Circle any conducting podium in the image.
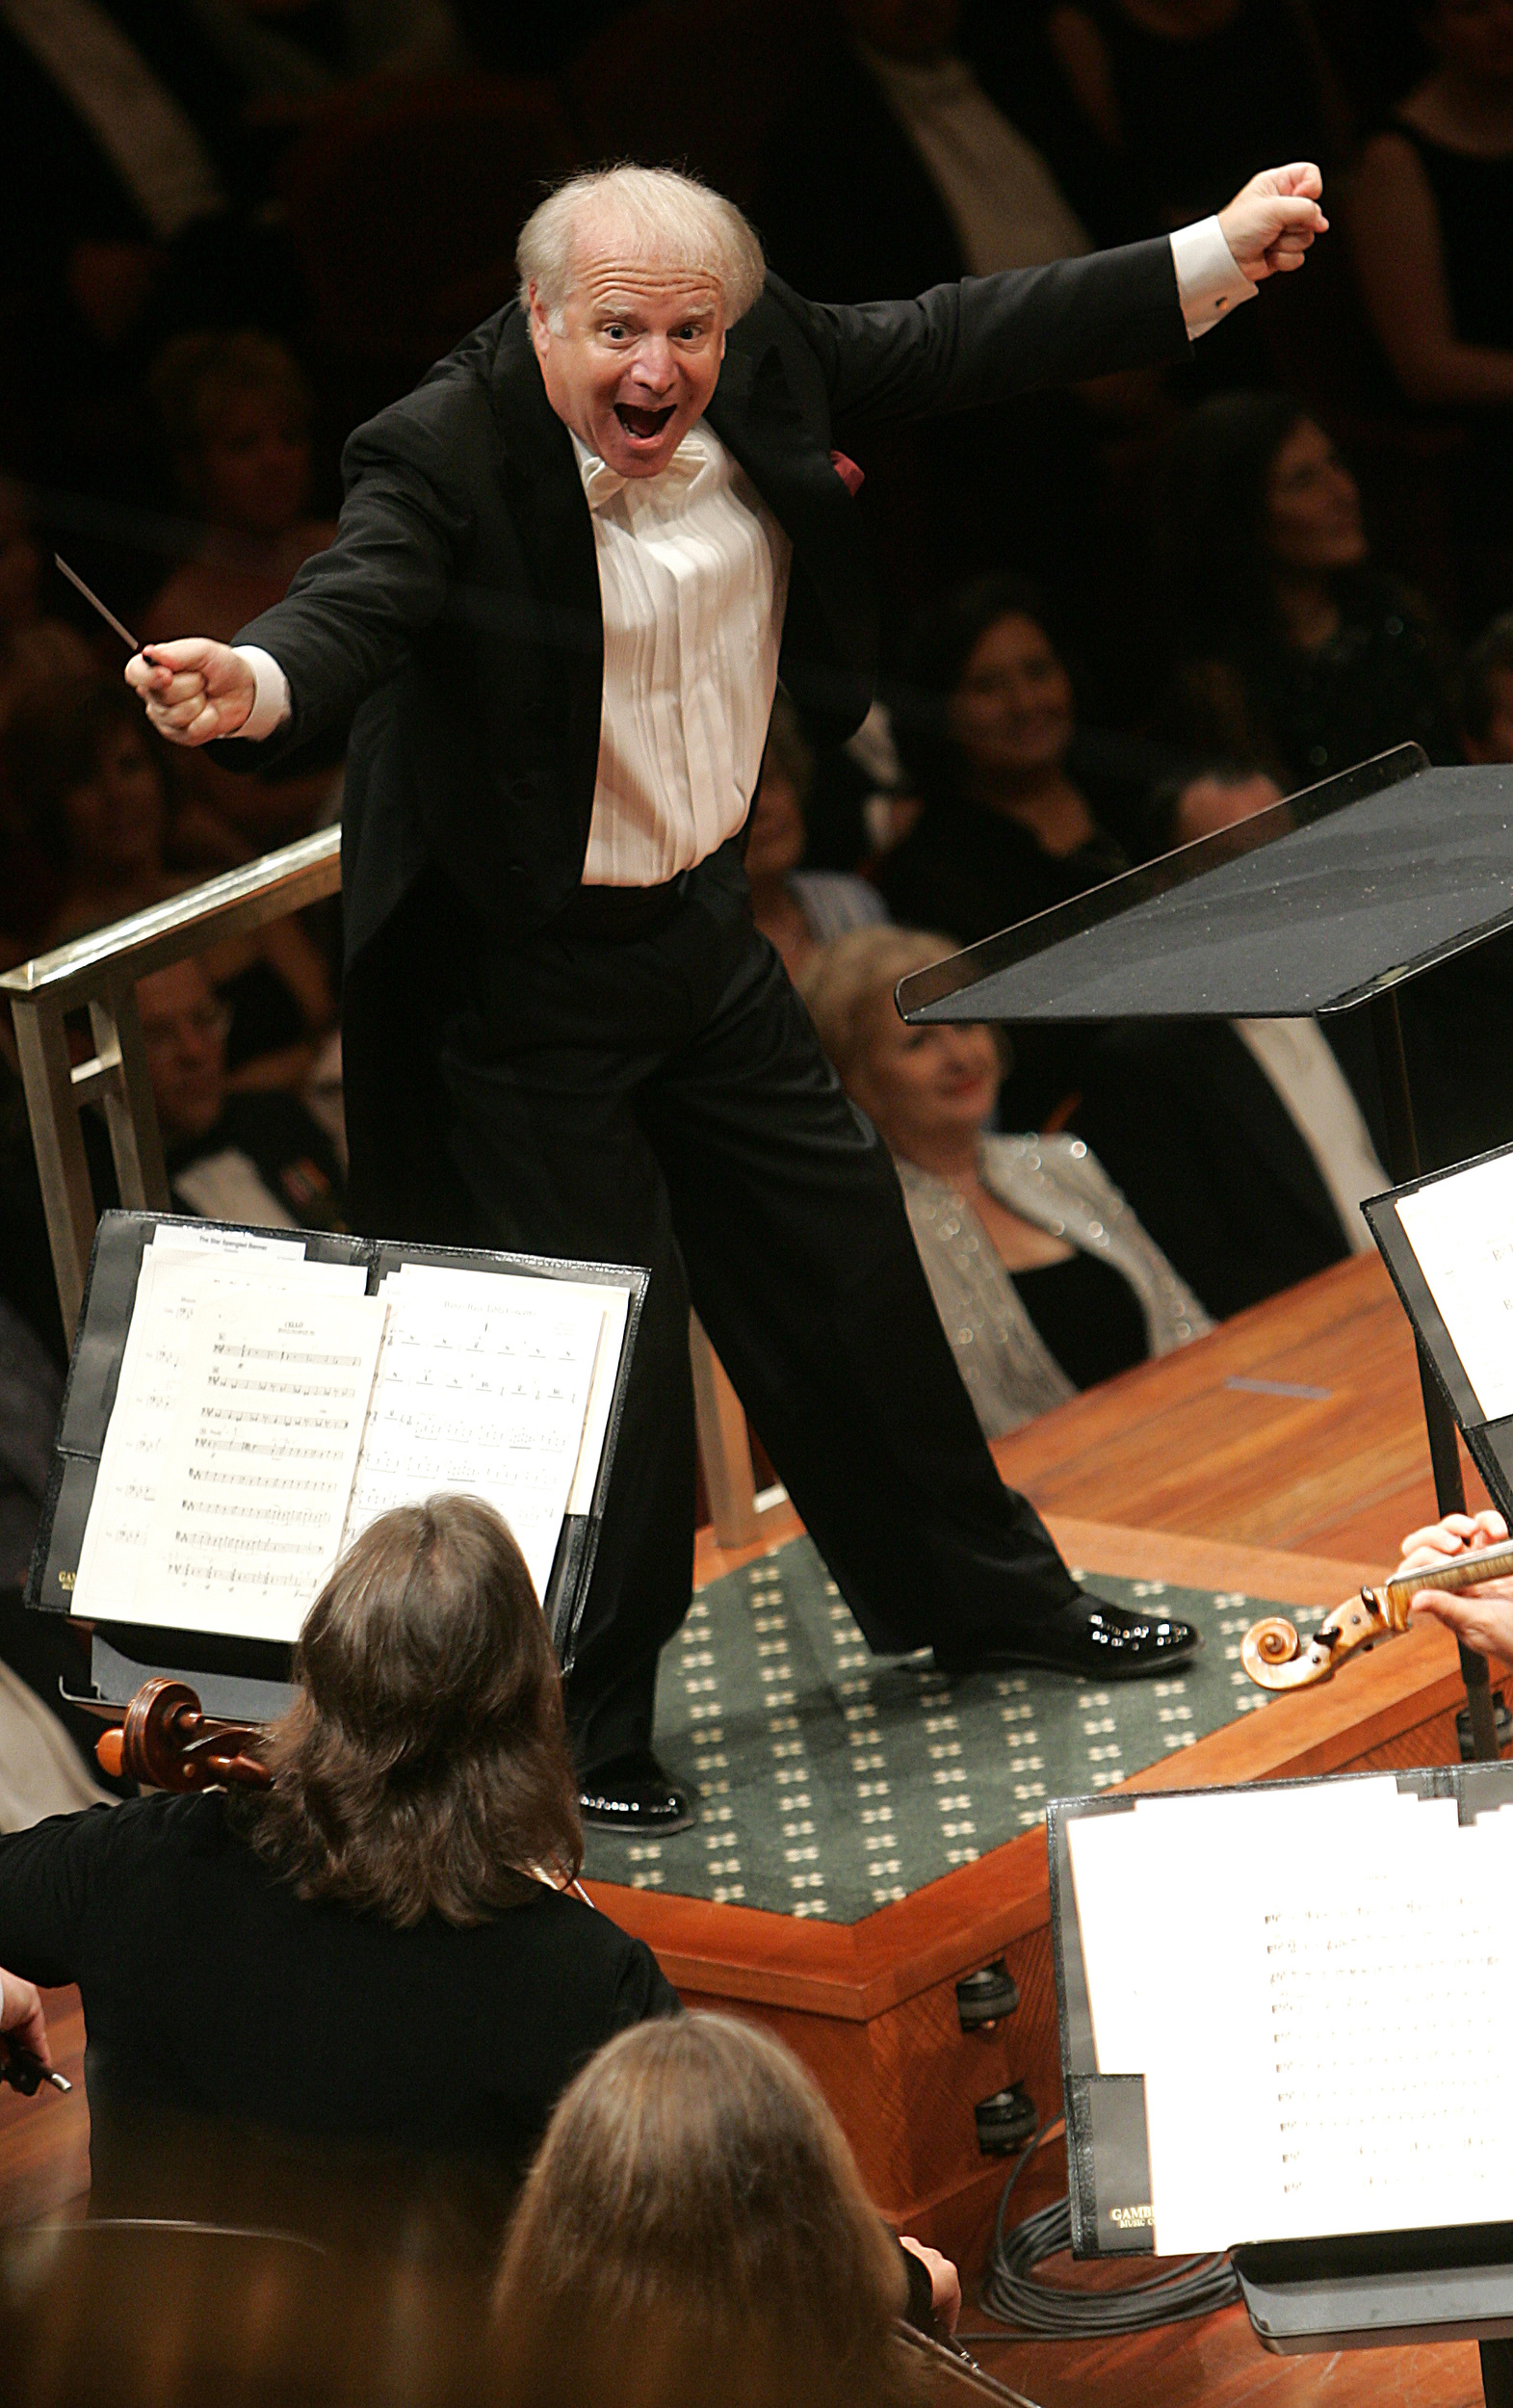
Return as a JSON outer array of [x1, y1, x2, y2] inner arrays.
[[25, 1208, 645, 1720], [899, 743, 1513, 1755]]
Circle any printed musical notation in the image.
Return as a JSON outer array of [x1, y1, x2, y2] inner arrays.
[[73, 1231, 633, 1643], [1067, 1783, 1513, 2252], [340, 1266, 620, 1603], [133, 1289, 386, 1639]]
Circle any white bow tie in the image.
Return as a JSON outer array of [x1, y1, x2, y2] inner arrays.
[[576, 427, 711, 510]]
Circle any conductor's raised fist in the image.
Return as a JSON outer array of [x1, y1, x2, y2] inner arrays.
[[125, 639, 255, 745], [1217, 164, 1328, 284]]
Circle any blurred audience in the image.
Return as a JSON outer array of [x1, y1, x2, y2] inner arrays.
[[800, 926, 1209, 1436], [2, 675, 334, 1076], [880, 577, 1135, 940], [878, 577, 1139, 1121], [1152, 757, 1285, 850], [138, 956, 346, 1227], [0, 1495, 679, 2251], [1462, 609, 1513, 760], [754, 1, 1124, 628], [1158, 393, 1461, 786], [746, 695, 887, 981], [143, 329, 343, 862], [491, 2011, 953, 2408], [1047, 0, 1343, 233], [0, 484, 94, 739], [1350, 0, 1513, 616]]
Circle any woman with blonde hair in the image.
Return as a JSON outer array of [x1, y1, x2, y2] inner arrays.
[[492, 2012, 950, 2408], [0, 1495, 676, 2243], [799, 925, 1209, 1441]]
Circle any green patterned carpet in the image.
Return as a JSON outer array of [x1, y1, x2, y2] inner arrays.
[[581, 1537, 1318, 1922]]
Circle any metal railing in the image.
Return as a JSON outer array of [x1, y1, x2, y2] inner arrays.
[[1, 832, 777, 1548]]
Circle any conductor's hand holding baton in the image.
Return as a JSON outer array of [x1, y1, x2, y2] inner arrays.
[[125, 639, 255, 745]]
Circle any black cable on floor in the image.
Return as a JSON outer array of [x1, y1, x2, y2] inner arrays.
[[957, 2122, 1239, 2344]]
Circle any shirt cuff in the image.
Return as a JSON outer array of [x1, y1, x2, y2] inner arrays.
[[232, 645, 292, 740], [1169, 217, 1256, 342]]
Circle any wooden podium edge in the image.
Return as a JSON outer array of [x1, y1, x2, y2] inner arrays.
[[585, 1520, 1479, 2022]]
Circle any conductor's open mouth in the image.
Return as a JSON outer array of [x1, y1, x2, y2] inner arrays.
[[615, 404, 676, 440]]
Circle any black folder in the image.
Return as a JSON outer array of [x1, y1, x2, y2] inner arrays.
[[26, 1209, 646, 1715]]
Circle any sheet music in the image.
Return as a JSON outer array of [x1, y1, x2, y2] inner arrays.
[[1396, 1153, 1513, 1418], [340, 1268, 618, 1602], [130, 1288, 386, 1640], [71, 1237, 368, 1621], [1068, 1784, 1513, 2252]]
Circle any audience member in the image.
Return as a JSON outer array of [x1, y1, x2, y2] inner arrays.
[[1047, 0, 1342, 235], [1350, 0, 1513, 616], [1151, 757, 1285, 850], [800, 926, 1209, 1436], [880, 576, 1135, 939], [143, 330, 342, 862], [745, 695, 886, 981], [0, 484, 94, 739], [1461, 609, 1513, 762], [878, 577, 1138, 1121], [3, 676, 335, 1078], [1158, 393, 1461, 787], [0, 1495, 680, 2248], [137, 955, 347, 1227], [491, 2011, 953, 2408], [753, 1, 1125, 621]]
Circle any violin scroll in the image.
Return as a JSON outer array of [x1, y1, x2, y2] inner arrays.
[[1241, 1535, 1513, 1695], [94, 1677, 271, 1792]]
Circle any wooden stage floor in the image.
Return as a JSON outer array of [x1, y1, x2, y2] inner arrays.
[[1, 1254, 1501, 2406]]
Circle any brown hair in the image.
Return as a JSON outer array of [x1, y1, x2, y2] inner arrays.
[[490, 2014, 926, 2408], [240, 1495, 582, 1925]]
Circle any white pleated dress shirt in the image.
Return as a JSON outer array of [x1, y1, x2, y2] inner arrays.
[[570, 425, 791, 885], [234, 224, 1255, 884]]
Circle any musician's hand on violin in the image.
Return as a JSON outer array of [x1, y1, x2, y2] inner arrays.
[[1400, 1510, 1513, 1658], [900, 2238, 961, 2335], [0, 1967, 52, 2072], [125, 638, 254, 745]]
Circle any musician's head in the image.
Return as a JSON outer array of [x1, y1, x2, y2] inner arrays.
[[491, 2012, 926, 2408], [519, 167, 764, 482], [243, 1495, 581, 1924]]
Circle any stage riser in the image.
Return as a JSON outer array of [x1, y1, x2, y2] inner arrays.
[[659, 1691, 1471, 2267]]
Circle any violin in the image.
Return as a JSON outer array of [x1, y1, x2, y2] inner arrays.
[[1241, 1537, 1513, 1692], [94, 1678, 271, 1792]]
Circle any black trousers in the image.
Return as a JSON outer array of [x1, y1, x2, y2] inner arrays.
[[344, 846, 1080, 1771]]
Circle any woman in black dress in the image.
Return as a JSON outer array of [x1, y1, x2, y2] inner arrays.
[[1157, 392, 1460, 786], [0, 1495, 677, 2252]]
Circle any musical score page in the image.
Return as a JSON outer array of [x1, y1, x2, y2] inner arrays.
[[1396, 1152, 1513, 1418], [1067, 1785, 1513, 2251], [131, 1288, 385, 1639], [340, 1266, 618, 1602], [70, 1232, 368, 1622]]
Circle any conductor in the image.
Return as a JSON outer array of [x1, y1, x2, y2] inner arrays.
[[127, 162, 1328, 1833]]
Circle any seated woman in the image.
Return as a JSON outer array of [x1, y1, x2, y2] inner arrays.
[[1157, 394, 1461, 789], [1349, 1, 1513, 616], [798, 926, 1208, 1440], [0, 1495, 677, 2250], [491, 2011, 955, 2408]]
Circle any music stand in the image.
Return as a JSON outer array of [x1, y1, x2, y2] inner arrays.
[[898, 743, 1513, 1759]]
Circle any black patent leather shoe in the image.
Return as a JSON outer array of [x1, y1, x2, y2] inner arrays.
[[934, 1592, 1200, 1682], [578, 1750, 695, 1834]]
